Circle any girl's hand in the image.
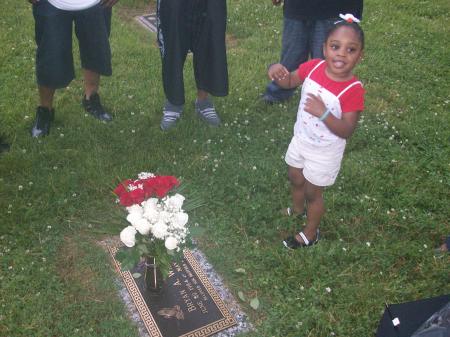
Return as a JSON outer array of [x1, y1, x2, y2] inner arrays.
[[272, 0, 283, 5], [268, 63, 289, 81], [304, 93, 327, 118]]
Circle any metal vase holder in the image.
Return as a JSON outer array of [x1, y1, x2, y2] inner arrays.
[[144, 256, 162, 292]]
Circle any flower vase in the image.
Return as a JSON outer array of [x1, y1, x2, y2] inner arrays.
[[144, 256, 163, 292]]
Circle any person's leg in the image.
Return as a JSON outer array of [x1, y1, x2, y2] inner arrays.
[[157, 0, 190, 129], [197, 90, 208, 101], [83, 69, 100, 99], [38, 86, 56, 110], [36, 84, 56, 132], [157, 0, 190, 106], [280, 18, 311, 71], [263, 18, 310, 103], [76, 4, 113, 121], [295, 181, 324, 243], [31, 2, 73, 136], [81, 68, 112, 121], [288, 166, 306, 215], [76, 4, 112, 80], [103, 6, 112, 37], [191, 0, 227, 126], [33, 2, 75, 90], [80, 6, 111, 98], [192, 0, 228, 99], [282, 177, 323, 249], [32, 86, 56, 137], [309, 18, 335, 59]]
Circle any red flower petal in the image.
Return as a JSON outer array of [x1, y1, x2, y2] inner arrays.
[[129, 188, 145, 205], [113, 179, 133, 197], [119, 193, 134, 207]]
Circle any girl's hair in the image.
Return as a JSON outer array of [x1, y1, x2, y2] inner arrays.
[[326, 21, 365, 49]]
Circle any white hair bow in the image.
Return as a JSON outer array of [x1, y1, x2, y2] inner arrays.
[[339, 13, 361, 23]]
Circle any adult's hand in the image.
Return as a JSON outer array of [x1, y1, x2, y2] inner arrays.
[[272, 0, 283, 6], [101, 0, 119, 8]]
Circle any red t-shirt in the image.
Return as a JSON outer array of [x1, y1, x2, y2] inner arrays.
[[297, 59, 365, 113]]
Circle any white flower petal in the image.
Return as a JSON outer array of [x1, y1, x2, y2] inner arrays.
[[143, 208, 160, 223], [152, 221, 168, 239], [134, 218, 152, 235], [120, 226, 137, 247], [173, 212, 189, 228], [126, 213, 144, 228], [142, 198, 159, 212], [126, 204, 143, 215], [166, 194, 185, 211], [165, 237, 178, 250]]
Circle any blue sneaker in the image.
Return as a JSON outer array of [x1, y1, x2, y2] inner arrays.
[[195, 98, 220, 126], [160, 101, 183, 130], [261, 92, 279, 105], [262, 82, 296, 104]]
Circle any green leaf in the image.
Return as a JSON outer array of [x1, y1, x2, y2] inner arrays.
[[137, 244, 149, 255], [120, 257, 137, 271], [237, 291, 246, 301], [132, 273, 142, 279], [234, 268, 246, 274], [114, 249, 129, 261], [250, 297, 260, 310], [115, 247, 141, 271]]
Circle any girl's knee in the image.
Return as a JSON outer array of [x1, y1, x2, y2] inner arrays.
[[305, 183, 323, 203], [288, 167, 305, 186]]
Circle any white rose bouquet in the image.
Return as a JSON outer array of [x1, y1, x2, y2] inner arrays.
[[113, 172, 201, 278]]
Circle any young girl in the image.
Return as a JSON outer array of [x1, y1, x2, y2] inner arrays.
[[268, 15, 365, 249]]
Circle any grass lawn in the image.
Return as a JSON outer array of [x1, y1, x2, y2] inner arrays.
[[1, 0, 449, 336]]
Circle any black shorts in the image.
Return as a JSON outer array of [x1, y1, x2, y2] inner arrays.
[[157, 0, 228, 105], [33, 1, 112, 89]]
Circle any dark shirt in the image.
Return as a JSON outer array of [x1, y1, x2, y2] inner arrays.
[[284, 0, 363, 21]]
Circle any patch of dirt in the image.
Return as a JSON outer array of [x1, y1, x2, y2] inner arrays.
[[226, 33, 238, 49], [97, 235, 122, 251], [56, 236, 111, 303]]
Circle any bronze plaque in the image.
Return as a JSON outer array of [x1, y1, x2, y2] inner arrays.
[[109, 247, 237, 337]]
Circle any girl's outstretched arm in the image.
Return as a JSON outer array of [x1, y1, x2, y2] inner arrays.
[[304, 93, 360, 139], [268, 64, 302, 89]]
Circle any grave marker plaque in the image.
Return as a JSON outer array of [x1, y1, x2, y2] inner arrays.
[[109, 247, 237, 337]]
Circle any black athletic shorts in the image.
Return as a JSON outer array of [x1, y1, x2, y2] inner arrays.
[[33, 0, 112, 89], [157, 0, 228, 105]]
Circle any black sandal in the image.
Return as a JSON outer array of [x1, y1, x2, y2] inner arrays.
[[284, 207, 306, 218], [283, 230, 320, 249]]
